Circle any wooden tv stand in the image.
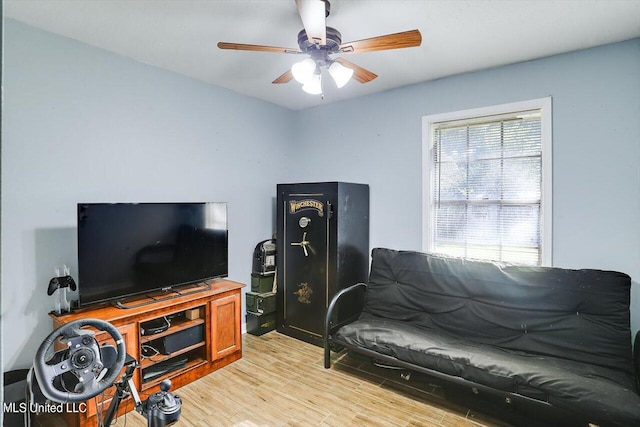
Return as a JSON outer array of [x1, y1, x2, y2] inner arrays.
[[49, 279, 244, 427]]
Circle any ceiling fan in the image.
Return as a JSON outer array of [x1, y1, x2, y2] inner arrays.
[[217, 0, 422, 95]]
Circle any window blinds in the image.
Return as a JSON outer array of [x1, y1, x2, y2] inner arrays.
[[431, 109, 543, 265]]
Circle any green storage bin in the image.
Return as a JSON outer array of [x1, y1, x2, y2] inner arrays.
[[246, 311, 276, 336], [251, 273, 275, 293], [246, 291, 276, 314]]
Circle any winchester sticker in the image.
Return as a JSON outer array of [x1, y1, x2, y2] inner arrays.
[[294, 283, 313, 304], [289, 199, 324, 217]]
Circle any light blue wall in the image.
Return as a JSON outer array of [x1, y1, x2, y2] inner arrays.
[[1, 19, 294, 369], [290, 39, 640, 333], [2, 18, 639, 372]]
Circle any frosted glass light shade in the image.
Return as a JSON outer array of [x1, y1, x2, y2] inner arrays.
[[291, 58, 316, 84], [302, 73, 322, 95], [328, 61, 354, 88]]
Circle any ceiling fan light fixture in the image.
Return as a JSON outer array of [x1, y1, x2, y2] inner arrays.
[[291, 58, 316, 84], [328, 61, 354, 88], [302, 73, 322, 95]]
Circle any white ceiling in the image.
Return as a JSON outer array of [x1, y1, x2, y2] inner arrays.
[[4, 0, 640, 110]]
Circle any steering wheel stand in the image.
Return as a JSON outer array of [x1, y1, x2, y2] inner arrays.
[[29, 318, 181, 427], [101, 356, 181, 427]]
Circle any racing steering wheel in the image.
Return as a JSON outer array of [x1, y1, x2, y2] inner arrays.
[[33, 318, 126, 403]]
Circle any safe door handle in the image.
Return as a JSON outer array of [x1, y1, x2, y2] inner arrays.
[[291, 232, 310, 257]]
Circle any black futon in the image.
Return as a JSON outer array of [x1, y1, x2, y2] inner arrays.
[[324, 248, 640, 426]]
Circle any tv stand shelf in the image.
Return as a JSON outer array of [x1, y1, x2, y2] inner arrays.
[[140, 317, 205, 344], [50, 279, 244, 427]]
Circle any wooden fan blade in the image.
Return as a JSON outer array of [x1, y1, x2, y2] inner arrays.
[[217, 42, 301, 54], [335, 57, 377, 83], [295, 0, 326, 45], [339, 29, 422, 54], [273, 69, 294, 84]]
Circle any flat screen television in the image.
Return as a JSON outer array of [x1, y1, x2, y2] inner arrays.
[[77, 202, 228, 307]]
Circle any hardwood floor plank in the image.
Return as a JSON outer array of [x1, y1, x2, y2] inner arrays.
[[117, 332, 501, 426]]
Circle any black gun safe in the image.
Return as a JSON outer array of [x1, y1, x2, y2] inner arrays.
[[276, 182, 369, 346]]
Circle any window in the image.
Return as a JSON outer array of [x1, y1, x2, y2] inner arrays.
[[422, 98, 552, 266]]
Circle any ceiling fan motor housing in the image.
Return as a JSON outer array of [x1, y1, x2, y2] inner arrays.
[[297, 27, 342, 53]]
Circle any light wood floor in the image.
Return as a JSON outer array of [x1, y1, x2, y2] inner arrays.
[[117, 331, 508, 427]]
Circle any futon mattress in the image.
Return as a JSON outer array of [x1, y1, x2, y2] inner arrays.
[[334, 314, 640, 425]]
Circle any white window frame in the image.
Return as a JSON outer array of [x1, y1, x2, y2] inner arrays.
[[422, 97, 553, 266]]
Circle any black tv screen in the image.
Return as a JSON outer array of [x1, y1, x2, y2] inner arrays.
[[77, 202, 228, 307]]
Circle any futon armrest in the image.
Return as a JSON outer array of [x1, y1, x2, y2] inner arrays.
[[323, 282, 367, 369], [634, 331, 640, 394]]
